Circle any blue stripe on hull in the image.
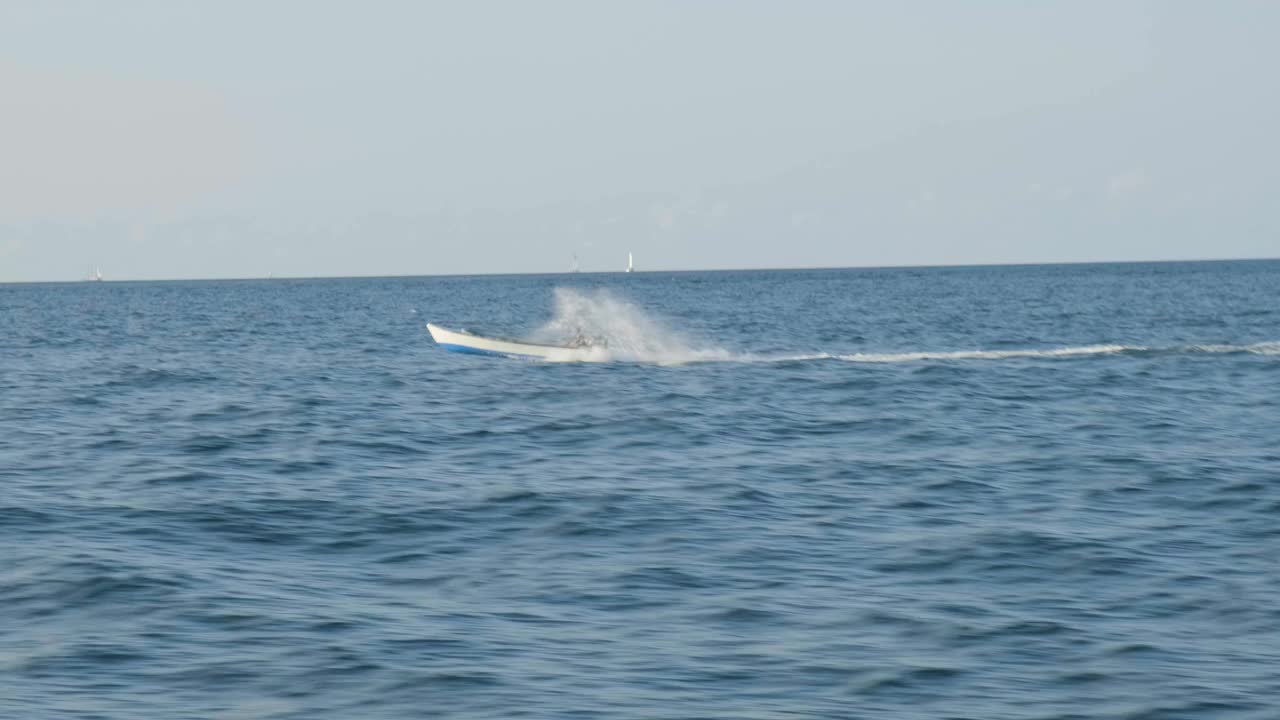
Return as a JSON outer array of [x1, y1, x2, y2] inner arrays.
[[438, 343, 537, 359]]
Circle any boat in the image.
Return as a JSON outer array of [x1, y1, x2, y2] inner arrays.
[[427, 323, 592, 359], [85, 266, 103, 282], [626, 252, 634, 273]]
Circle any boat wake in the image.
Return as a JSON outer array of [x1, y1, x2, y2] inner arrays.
[[520, 288, 1279, 365], [745, 341, 1280, 365], [828, 341, 1280, 364]]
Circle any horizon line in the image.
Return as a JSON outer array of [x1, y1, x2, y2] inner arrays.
[[2, 255, 1277, 286]]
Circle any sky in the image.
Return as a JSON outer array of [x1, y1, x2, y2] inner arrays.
[[1, 1, 1277, 281]]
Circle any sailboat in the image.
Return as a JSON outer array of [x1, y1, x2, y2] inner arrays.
[[570, 254, 580, 273], [626, 252, 634, 273], [85, 266, 103, 282]]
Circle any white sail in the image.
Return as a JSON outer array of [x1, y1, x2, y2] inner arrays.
[[626, 252, 634, 273]]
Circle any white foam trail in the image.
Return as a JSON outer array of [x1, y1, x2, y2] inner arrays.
[[529, 288, 732, 365], [834, 344, 1134, 363], [822, 341, 1280, 364], [1188, 341, 1280, 356]]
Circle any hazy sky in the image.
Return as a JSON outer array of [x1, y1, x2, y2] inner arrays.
[[1, 1, 1276, 281]]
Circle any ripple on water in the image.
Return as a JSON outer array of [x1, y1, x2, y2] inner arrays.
[[4, 265, 1280, 718]]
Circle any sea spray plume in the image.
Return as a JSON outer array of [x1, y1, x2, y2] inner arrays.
[[530, 288, 731, 364]]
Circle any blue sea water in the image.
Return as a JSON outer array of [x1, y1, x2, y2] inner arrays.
[[2, 260, 1279, 719]]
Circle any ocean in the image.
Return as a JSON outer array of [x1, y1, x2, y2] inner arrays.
[[2, 260, 1278, 719]]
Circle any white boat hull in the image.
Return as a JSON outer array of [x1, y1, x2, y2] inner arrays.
[[427, 323, 577, 359]]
